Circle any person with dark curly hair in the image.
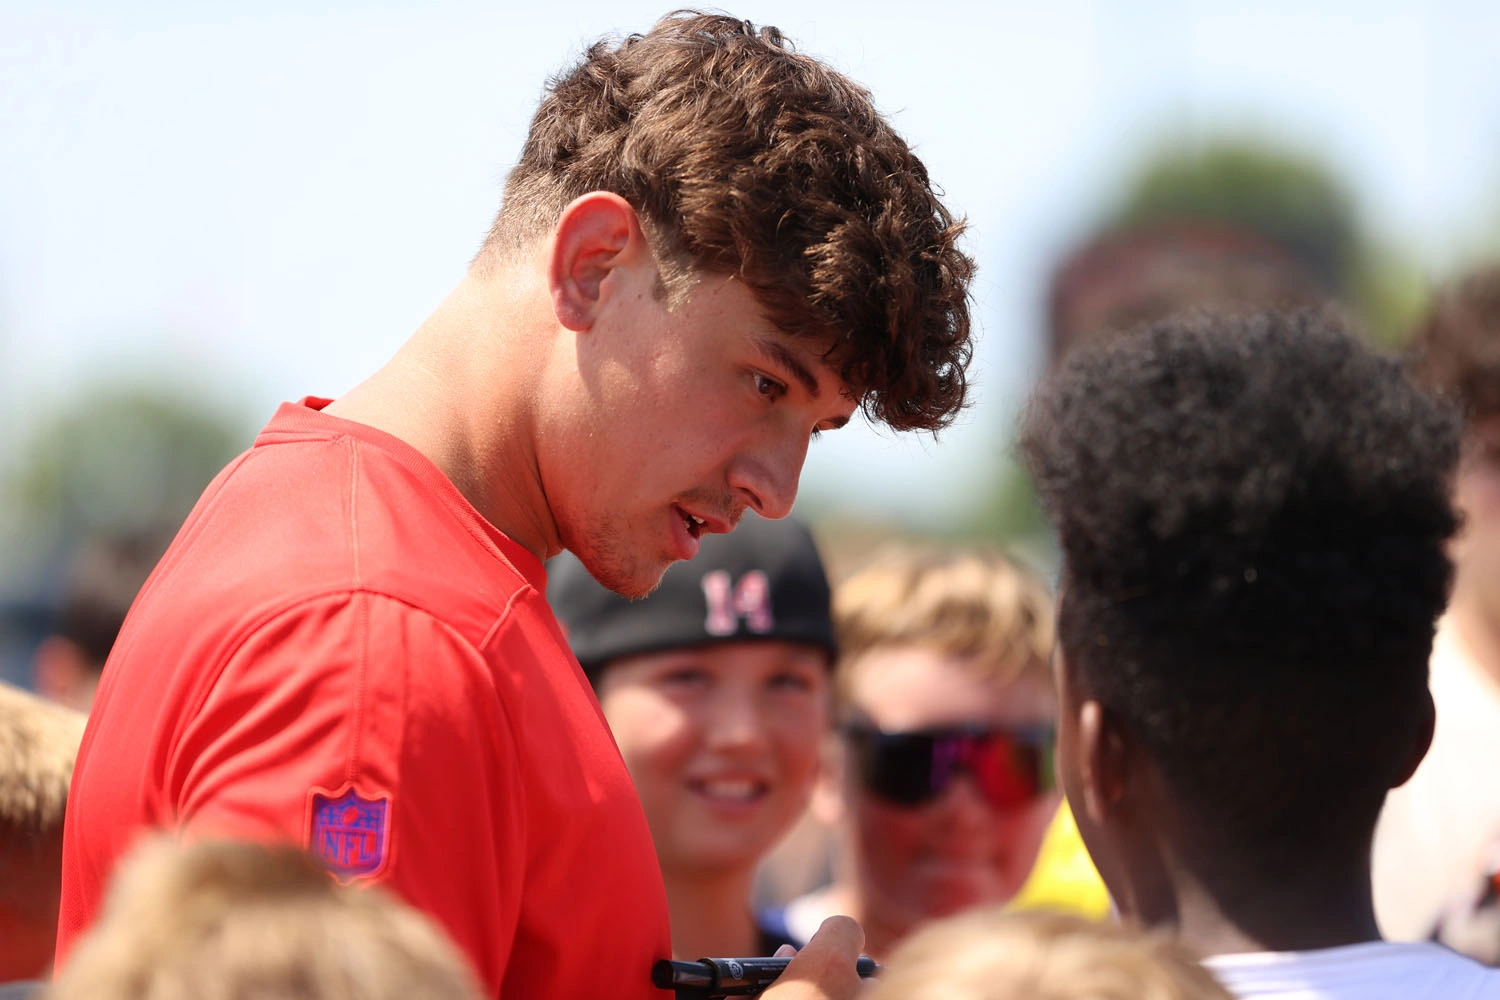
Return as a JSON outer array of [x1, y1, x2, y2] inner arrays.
[[1374, 266, 1500, 960], [1020, 309, 1500, 997], [57, 12, 971, 1000]]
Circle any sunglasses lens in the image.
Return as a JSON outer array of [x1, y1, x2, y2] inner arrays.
[[850, 730, 942, 806], [849, 726, 1053, 810], [970, 732, 1050, 810]]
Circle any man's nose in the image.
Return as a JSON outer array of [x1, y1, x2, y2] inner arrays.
[[931, 772, 995, 839], [726, 435, 807, 520]]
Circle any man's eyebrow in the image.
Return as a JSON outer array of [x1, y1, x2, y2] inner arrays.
[[758, 338, 822, 399]]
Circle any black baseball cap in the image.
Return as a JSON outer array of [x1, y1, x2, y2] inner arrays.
[[547, 513, 836, 680]]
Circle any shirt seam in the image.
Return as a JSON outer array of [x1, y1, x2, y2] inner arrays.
[[346, 437, 366, 783], [173, 585, 515, 757]]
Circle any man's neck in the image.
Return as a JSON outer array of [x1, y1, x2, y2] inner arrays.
[[661, 866, 761, 960], [323, 267, 560, 562], [1135, 848, 1383, 958]]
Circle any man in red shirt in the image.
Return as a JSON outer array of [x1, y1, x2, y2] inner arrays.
[[56, 11, 974, 1000]]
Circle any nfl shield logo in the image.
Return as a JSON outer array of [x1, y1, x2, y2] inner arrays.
[[307, 785, 391, 882]]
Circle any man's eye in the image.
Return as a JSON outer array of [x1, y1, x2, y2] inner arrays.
[[753, 373, 785, 400]]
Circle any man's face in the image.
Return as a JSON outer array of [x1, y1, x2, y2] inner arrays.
[[1452, 415, 1500, 625], [545, 270, 856, 598], [841, 645, 1059, 932], [595, 640, 830, 874]]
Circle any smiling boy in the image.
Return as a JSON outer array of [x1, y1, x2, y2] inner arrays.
[[56, 12, 973, 1000], [551, 513, 837, 960]]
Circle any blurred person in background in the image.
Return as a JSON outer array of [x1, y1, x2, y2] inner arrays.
[[769, 548, 1107, 959], [1373, 265, 1500, 960], [867, 907, 1233, 1000], [1046, 221, 1326, 369], [1021, 308, 1499, 998], [55, 11, 974, 1000], [549, 513, 835, 958], [0, 683, 85, 995], [30, 536, 162, 712], [48, 838, 484, 1000]]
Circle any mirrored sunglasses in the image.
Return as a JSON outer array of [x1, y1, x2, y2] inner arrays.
[[843, 723, 1055, 811]]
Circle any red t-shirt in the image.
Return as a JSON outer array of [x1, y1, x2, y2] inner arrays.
[[57, 399, 672, 999]]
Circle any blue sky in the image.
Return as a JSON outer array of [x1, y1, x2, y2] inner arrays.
[[2, 0, 1498, 528]]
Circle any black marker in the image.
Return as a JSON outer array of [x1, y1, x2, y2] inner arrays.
[[653, 956, 882, 998]]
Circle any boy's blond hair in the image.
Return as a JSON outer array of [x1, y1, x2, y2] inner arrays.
[[48, 839, 483, 1000], [0, 681, 86, 979], [832, 547, 1054, 706], [869, 908, 1233, 1000], [0, 682, 85, 842]]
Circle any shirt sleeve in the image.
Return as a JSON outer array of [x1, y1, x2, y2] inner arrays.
[[164, 591, 523, 995]]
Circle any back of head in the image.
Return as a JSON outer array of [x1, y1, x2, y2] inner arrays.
[[868, 908, 1232, 1000], [549, 512, 835, 680], [1019, 309, 1461, 869], [1408, 263, 1500, 423], [832, 546, 1054, 710], [0, 682, 85, 978], [48, 839, 483, 1000], [488, 10, 974, 432]]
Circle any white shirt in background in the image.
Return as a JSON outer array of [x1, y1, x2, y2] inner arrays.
[[1205, 941, 1500, 999]]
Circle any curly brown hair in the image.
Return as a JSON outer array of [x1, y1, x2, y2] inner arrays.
[[485, 10, 974, 432], [1408, 264, 1500, 422]]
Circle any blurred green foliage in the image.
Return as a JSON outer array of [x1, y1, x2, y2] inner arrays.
[[1111, 136, 1426, 347], [0, 382, 252, 593]]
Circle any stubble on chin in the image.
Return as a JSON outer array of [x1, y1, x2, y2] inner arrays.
[[570, 528, 670, 600]]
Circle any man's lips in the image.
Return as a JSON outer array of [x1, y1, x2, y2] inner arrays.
[[674, 504, 734, 539], [669, 507, 702, 561]]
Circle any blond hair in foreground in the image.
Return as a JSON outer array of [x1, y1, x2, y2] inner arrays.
[[0, 681, 85, 846], [868, 908, 1233, 1000], [0, 681, 86, 979], [49, 838, 483, 1000]]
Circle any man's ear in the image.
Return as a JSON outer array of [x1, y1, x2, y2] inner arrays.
[[1078, 699, 1131, 826], [1392, 688, 1436, 789], [548, 192, 644, 332]]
